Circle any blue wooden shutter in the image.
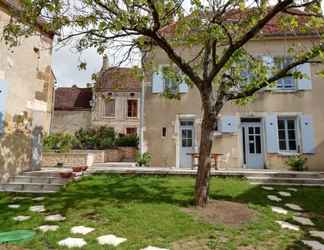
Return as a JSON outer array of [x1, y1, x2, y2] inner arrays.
[[265, 113, 279, 153], [0, 80, 9, 134], [178, 80, 189, 93], [262, 55, 275, 90], [219, 116, 240, 133], [152, 71, 164, 93], [297, 63, 312, 90], [300, 115, 315, 153]]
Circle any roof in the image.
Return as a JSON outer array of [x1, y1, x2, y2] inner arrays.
[[54, 87, 92, 111], [96, 67, 141, 92], [159, 8, 319, 38], [0, 0, 55, 38]]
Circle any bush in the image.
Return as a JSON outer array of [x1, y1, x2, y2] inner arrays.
[[115, 134, 139, 147], [286, 155, 308, 171], [135, 152, 152, 166], [74, 127, 116, 150], [43, 133, 76, 153]]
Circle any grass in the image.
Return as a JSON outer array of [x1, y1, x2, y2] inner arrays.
[[0, 175, 323, 249]]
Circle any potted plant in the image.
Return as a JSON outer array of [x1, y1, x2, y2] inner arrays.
[[135, 152, 152, 167], [286, 154, 308, 171]]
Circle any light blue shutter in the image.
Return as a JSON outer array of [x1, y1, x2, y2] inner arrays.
[[300, 115, 315, 153], [297, 63, 312, 90], [219, 116, 240, 133], [0, 80, 9, 134], [262, 55, 275, 90], [178, 80, 189, 93], [152, 71, 164, 93], [265, 113, 279, 153]]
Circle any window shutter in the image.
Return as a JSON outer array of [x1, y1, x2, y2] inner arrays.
[[300, 115, 316, 154], [0, 80, 8, 134], [265, 113, 279, 153], [152, 71, 164, 93], [297, 63, 312, 90], [219, 116, 240, 133], [178, 81, 189, 93], [262, 56, 275, 90]]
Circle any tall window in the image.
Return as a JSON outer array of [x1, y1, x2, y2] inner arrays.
[[278, 118, 297, 152], [127, 100, 138, 118], [274, 57, 295, 89], [105, 99, 115, 117], [126, 127, 137, 135]]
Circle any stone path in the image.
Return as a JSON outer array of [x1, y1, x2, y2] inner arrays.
[[276, 221, 300, 231], [38, 225, 59, 232], [13, 215, 31, 221], [293, 216, 315, 226], [71, 226, 95, 235], [285, 203, 303, 211], [97, 234, 127, 246], [310, 231, 324, 241], [262, 186, 274, 191], [271, 206, 288, 215], [29, 205, 46, 213], [45, 214, 66, 222], [278, 191, 292, 197], [32, 197, 45, 201], [267, 195, 282, 202], [8, 204, 20, 209], [287, 188, 298, 192], [302, 240, 324, 250], [140, 247, 170, 250], [58, 238, 87, 248]]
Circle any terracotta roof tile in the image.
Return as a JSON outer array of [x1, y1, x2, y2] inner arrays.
[[54, 87, 92, 111], [96, 67, 141, 92]]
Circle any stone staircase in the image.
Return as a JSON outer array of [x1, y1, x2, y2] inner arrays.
[[0, 170, 71, 193], [245, 171, 324, 186]]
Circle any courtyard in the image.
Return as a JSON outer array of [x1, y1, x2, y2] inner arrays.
[[0, 175, 323, 249]]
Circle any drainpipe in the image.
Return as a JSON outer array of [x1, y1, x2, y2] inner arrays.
[[139, 72, 145, 155]]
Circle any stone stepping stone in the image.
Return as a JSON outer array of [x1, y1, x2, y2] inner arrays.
[[293, 216, 315, 226], [71, 226, 95, 235], [141, 247, 170, 250], [38, 225, 59, 232], [58, 238, 87, 248], [32, 197, 45, 201], [97, 234, 127, 246], [13, 216, 31, 222], [8, 204, 20, 209], [276, 221, 300, 231], [278, 191, 291, 197], [45, 214, 66, 222], [267, 195, 282, 202], [29, 205, 46, 213], [13, 197, 26, 200], [262, 186, 274, 191], [287, 188, 298, 192], [302, 240, 324, 250], [310, 231, 324, 240], [271, 206, 288, 215], [285, 203, 303, 211]]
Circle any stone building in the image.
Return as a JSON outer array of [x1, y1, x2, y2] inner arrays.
[[52, 56, 141, 135], [0, 0, 55, 182]]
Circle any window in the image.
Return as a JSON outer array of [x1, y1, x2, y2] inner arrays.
[[127, 100, 138, 118], [274, 57, 295, 89], [105, 99, 115, 117], [162, 127, 167, 137], [126, 127, 137, 135], [278, 118, 297, 152]]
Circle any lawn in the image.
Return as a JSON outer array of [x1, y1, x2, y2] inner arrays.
[[0, 175, 323, 250]]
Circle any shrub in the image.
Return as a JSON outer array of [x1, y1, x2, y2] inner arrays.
[[115, 134, 139, 147], [74, 127, 116, 150], [135, 152, 152, 166], [43, 133, 76, 153], [286, 155, 308, 171]]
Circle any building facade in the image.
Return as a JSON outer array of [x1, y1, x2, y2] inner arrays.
[[143, 32, 323, 170], [0, 0, 55, 182], [52, 58, 141, 135]]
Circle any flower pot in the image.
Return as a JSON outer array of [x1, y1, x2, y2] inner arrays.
[[72, 166, 83, 172], [80, 166, 88, 171], [59, 172, 73, 179]]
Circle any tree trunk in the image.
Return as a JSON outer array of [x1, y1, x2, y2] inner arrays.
[[194, 108, 217, 207]]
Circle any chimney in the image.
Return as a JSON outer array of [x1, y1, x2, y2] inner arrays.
[[101, 54, 109, 72]]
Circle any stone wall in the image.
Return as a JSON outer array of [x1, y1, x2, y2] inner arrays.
[[42, 152, 95, 167], [51, 110, 92, 134]]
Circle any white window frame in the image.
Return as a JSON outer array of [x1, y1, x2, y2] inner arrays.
[[159, 64, 181, 94], [274, 57, 297, 90], [277, 117, 299, 153]]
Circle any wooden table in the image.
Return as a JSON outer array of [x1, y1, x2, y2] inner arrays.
[[187, 153, 224, 170]]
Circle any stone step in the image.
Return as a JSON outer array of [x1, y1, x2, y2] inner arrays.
[[250, 182, 324, 187], [247, 176, 324, 185], [244, 172, 321, 179], [0, 182, 63, 193], [10, 176, 67, 185]]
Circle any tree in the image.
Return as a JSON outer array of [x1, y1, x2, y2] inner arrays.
[[3, 0, 324, 207]]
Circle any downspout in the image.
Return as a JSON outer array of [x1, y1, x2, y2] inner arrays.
[[139, 70, 145, 155]]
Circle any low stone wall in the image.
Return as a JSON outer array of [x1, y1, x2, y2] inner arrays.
[[118, 147, 137, 161], [72, 150, 106, 163], [42, 152, 94, 167]]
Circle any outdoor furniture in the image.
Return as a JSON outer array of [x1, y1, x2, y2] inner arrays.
[[187, 153, 224, 170]]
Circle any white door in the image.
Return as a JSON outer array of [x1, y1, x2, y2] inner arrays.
[[242, 122, 264, 169], [180, 121, 194, 168]]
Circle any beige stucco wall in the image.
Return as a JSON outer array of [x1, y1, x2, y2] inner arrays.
[[51, 110, 92, 134], [143, 37, 324, 171], [0, 5, 54, 182], [92, 91, 140, 134]]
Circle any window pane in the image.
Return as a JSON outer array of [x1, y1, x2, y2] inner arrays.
[[287, 120, 295, 129], [248, 127, 254, 134], [127, 100, 138, 118], [278, 120, 285, 129], [105, 99, 115, 116], [255, 136, 261, 153], [289, 140, 297, 150], [278, 130, 286, 140], [255, 127, 260, 134], [288, 130, 296, 140], [249, 143, 255, 154], [279, 140, 286, 150]]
